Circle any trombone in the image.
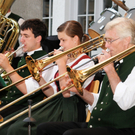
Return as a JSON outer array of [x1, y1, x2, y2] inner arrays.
[[0, 55, 95, 112], [0, 44, 24, 74], [0, 34, 105, 92], [1, 46, 63, 78], [25, 34, 105, 82], [1, 44, 135, 127], [0, 33, 104, 122]]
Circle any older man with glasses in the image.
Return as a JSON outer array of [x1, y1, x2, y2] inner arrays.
[[36, 17, 135, 135]]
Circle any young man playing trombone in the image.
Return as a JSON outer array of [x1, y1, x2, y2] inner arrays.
[[0, 19, 48, 117], [36, 17, 135, 135]]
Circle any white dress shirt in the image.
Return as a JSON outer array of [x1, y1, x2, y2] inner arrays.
[[113, 66, 135, 110], [88, 58, 135, 112]]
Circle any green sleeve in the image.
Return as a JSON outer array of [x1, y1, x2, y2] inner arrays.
[[0, 75, 7, 87]]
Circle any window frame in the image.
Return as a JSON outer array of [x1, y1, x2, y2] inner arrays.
[[42, 0, 53, 36], [77, 0, 95, 34]]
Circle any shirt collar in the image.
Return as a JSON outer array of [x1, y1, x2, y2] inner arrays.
[[27, 47, 42, 56], [119, 59, 123, 64], [5, 11, 11, 18]]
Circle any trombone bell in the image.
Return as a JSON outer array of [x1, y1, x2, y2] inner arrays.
[[25, 34, 105, 82], [66, 65, 90, 96], [25, 55, 40, 82], [0, 115, 3, 122]]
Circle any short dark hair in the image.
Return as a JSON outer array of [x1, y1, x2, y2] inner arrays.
[[20, 19, 48, 46]]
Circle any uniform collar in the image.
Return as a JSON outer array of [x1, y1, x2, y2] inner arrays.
[[27, 47, 43, 56]]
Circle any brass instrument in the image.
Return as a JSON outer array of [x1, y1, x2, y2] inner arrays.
[[0, 84, 74, 127], [1, 46, 63, 78], [0, 0, 20, 88], [0, 115, 3, 122], [0, 33, 104, 119], [0, 45, 135, 127], [0, 72, 67, 112], [0, 0, 15, 16], [0, 17, 19, 53], [67, 45, 135, 93], [0, 0, 20, 73], [0, 15, 20, 53], [0, 33, 104, 93], [0, 0, 20, 122], [25, 34, 105, 82], [0, 44, 24, 74]]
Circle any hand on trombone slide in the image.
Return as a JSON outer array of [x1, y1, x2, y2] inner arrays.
[[61, 74, 81, 97], [53, 49, 67, 66]]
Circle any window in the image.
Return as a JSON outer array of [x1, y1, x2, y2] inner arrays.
[[78, 0, 94, 34], [43, 0, 53, 36], [104, 0, 118, 11]]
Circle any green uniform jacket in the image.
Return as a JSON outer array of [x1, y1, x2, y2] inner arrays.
[[0, 50, 46, 106], [88, 52, 135, 128]]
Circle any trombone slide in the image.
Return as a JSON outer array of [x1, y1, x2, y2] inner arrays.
[[25, 34, 105, 82], [1, 45, 135, 126], [0, 84, 74, 127], [7, 44, 24, 58]]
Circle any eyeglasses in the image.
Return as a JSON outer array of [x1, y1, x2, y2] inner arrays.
[[104, 37, 120, 44]]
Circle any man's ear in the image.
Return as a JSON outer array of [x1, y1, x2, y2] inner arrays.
[[36, 35, 42, 43], [124, 36, 131, 47]]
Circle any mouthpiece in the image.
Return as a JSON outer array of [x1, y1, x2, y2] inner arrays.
[[58, 46, 64, 51], [48, 46, 64, 57], [106, 48, 110, 52]]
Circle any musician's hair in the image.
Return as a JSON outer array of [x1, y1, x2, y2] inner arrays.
[[20, 19, 47, 46], [105, 17, 135, 44], [57, 20, 89, 43]]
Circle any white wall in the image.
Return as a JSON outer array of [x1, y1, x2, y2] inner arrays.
[[94, 0, 104, 21], [11, 0, 43, 20], [52, 0, 77, 35], [9, 0, 135, 36], [52, 0, 66, 35]]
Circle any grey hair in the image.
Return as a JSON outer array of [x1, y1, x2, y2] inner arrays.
[[105, 17, 135, 44]]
